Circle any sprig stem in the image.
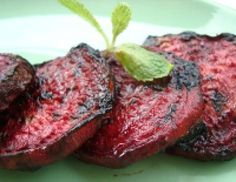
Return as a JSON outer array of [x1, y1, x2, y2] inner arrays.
[[59, 0, 174, 82]]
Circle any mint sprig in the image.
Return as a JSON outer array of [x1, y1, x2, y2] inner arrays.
[[59, 0, 110, 48], [111, 3, 131, 49], [115, 44, 174, 81], [59, 0, 174, 82]]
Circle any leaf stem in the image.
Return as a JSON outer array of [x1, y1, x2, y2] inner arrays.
[[111, 36, 116, 50], [100, 31, 110, 50]]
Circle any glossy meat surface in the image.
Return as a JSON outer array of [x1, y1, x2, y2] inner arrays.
[[76, 53, 203, 168], [0, 44, 114, 169], [144, 32, 236, 160]]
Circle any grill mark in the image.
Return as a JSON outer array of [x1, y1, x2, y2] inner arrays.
[[164, 104, 177, 123], [41, 91, 53, 100], [144, 32, 236, 160], [171, 59, 200, 90], [76, 52, 203, 168], [174, 122, 208, 152], [211, 90, 227, 113], [0, 43, 115, 169]]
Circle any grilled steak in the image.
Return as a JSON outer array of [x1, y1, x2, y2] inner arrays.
[[76, 52, 203, 168], [0, 54, 34, 111], [144, 32, 236, 160], [0, 43, 114, 169]]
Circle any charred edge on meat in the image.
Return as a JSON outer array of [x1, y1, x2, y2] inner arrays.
[[41, 43, 114, 130], [172, 122, 208, 152], [144, 31, 236, 46], [144, 52, 200, 91], [144, 75, 171, 91], [0, 54, 33, 82], [0, 43, 115, 170], [75, 44, 114, 120], [170, 57, 200, 90], [144, 32, 236, 160], [0, 55, 35, 111], [72, 43, 106, 65], [164, 104, 177, 123], [211, 90, 227, 113]]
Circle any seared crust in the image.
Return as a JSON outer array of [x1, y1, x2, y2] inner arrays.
[[76, 52, 203, 168], [144, 32, 236, 160], [0, 54, 34, 111], [0, 43, 114, 169]]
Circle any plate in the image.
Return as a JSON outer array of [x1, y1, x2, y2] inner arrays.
[[0, 0, 236, 182]]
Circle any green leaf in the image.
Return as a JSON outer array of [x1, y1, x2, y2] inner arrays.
[[111, 3, 132, 48], [59, 1, 172, 82], [114, 44, 174, 81], [59, 0, 110, 48]]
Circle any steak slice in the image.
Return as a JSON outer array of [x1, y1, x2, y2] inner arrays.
[[144, 32, 236, 160], [0, 43, 114, 169], [0, 54, 34, 111], [76, 52, 203, 168]]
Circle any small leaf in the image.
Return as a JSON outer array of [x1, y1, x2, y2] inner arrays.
[[114, 44, 174, 81], [59, 0, 110, 48], [111, 3, 132, 48]]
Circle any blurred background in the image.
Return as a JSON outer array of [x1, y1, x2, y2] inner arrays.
[[1, 0, 236, 28], [0, 0, 236, 61]]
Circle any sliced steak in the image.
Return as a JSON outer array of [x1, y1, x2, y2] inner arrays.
[[76, 52, 203, 168], [0, 54, 34, 111], [0, 43, 114, 169], [144, 32, 236, 160]]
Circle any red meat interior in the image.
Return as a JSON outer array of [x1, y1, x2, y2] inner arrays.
[[0, 48, 109, 154], [81, 59, 202, 160], [147, 36, 236, 153]]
